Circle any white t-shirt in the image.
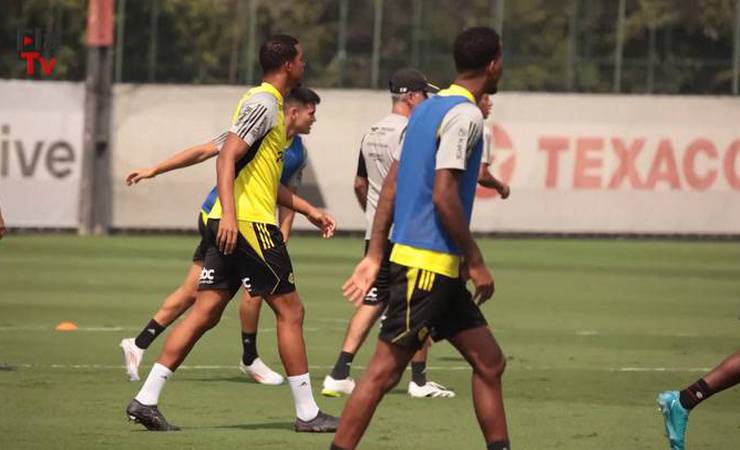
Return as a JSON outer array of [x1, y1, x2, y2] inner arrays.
[[357, 113, 408, 239]]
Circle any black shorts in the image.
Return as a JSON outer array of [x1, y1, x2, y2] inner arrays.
[[192, 212, 208, 262], [198, 219, 296, 298], [379, 262, 488, 351], [361, 240, 393, 306]]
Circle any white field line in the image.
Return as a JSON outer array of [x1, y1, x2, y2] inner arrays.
[[0, 325, 711, 338], [1, 363, 712, 373]]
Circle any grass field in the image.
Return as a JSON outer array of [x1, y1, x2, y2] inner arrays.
[[1, 234, 738, 449]]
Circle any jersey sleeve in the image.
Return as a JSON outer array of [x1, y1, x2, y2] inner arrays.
[[211, 131, 228, 151], [435, 103, 483, 171], [481, 127, 493, 165], [356, 150, 368, 178], [229, 93, 278, 146]]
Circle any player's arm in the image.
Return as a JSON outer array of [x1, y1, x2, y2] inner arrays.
[[354, 151, 369, 211], [342, 160, 398, 304], [278, 186, 298, 242], [0, 206, 6, 239], [276, 184, 335, 238], [215, 133, 249, 254], [217, 95, 278, 254], [433, 106, 494, 304], [125, 139, 221, 185], [433, 169, 493, 303], [477, 163, 510, 199]]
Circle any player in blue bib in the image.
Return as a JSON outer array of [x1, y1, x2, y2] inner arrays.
[[335, 27, 510, 450]]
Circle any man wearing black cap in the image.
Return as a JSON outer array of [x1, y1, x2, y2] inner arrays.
[[322, 68, 455, 400]]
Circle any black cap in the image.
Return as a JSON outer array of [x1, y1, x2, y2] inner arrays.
[[389, 68, 439, 94]]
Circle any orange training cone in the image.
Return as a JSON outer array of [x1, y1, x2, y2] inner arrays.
[[55, 321, 78, 331]]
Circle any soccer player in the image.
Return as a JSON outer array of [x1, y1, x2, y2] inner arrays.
[[333, 27, 509, 450], [477, 94, 510, 198], [322, 68, 455, 399], [119, 87, 320, 386], [125, 35, 339, 432], [657, 351, 740, 450]]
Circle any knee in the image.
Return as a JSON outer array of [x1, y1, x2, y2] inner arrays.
[[475, 352, 507, 381], [275, 300, 305, 327], [365, 364, 403, 394], [195, 308, 222, 331]]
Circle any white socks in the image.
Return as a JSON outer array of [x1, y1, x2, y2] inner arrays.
[[135, 362, 173, 405], [287, 373, 320, 421], [134, 365, 319, 421]]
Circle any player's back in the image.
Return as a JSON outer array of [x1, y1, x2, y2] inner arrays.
[[359, 113, 407, 238]]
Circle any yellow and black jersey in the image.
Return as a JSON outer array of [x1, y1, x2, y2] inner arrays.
[[207, 82, 286, 225]]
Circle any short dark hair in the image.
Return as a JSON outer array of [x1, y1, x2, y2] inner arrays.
[[259, 34, 299, 74], [453, 27, 501, 72], [286, 87, 321, 106]]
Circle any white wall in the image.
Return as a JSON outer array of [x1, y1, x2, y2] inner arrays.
[[0, 80, 84, 227], [2, 80, 739, 234]]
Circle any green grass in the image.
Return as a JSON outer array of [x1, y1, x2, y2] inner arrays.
[[1, 235, 739, 449]]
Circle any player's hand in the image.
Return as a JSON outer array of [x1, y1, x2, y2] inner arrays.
[[342, 256, 381, 306], [307, 208, 336, 238], [217, 215, 238, 255], [125, 167, 156, 185], [467, 256, 494, 305], [497, 183, 510, 199]]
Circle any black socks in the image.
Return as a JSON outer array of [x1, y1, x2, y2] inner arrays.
[[411, 361, 427, 386], [330, 351, 355, 380], [487, 440, 511, 450], [134, 319, 165, 350], [241, 332, 258, 365], [679, 378, 714, 410]]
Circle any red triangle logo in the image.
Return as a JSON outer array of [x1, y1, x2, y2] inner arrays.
[[23, 36, 33, 46]]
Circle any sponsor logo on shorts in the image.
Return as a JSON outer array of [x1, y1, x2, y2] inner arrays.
[[288, 272, 295, 284], [199, 268, 215, 284], [417, 326, 429, 342], [241, 277, 252, 291], [364, 287, 378, 302]]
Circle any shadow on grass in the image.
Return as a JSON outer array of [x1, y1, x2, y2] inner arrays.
[[212, 422, 295, 431], [184, 376, 264, 384]]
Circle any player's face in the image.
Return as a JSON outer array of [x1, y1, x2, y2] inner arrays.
[[287, 44, 306, 85], [478, 94, 492, 119], [294, 103, 317, 134]]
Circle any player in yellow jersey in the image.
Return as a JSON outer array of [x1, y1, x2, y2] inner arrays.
[[119, 88, 321, 387], [126, 35, 339, 433]]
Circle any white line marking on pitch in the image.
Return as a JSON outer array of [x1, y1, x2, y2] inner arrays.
[[3, 363, 711, 373]]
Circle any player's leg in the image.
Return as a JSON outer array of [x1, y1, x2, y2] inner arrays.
[[238, 292, 284, 385], [120, 213, 209, 381], [263, 290, 338, 431], [119, 261, 201, 381], [243, 221, 337, 431], [333, 263, 437, 449], [323, 302, 384, 397], [448, 326, 510, 449], [331, 339, 415, 450], [127, 288, 232, 431], [407, 337, 455, 398], [325, 242, 393, 397], [702, 350, 740, 395], [657, 350, 740, 450]]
